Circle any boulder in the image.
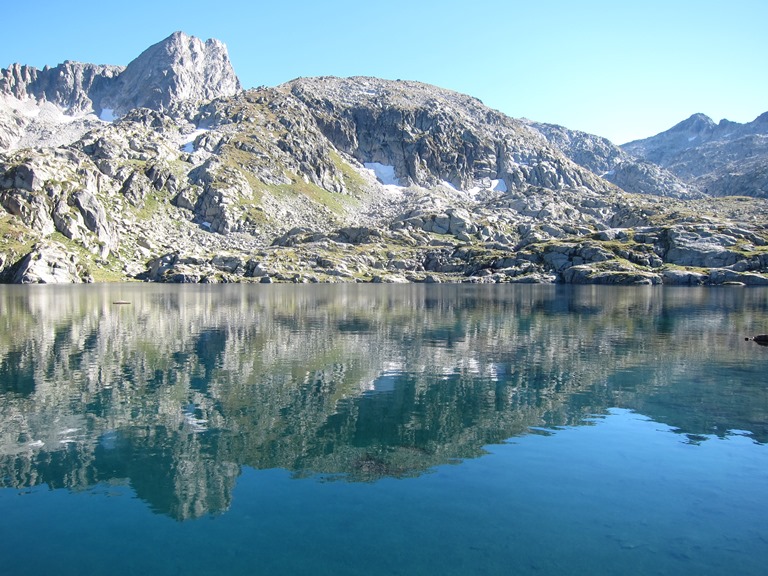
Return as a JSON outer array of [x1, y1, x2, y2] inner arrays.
[[0, 189, 55, 235], [72, 189, 116, 256], [13, 243, 92, 283]]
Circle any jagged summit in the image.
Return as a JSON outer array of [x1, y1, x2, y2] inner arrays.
[[99, 31, 241, 118], [670, 113, 717, 132], [0, 32, 240, 149], [623, 110, 768, 197]]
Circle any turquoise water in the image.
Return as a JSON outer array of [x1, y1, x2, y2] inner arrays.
[[1, 284, 767, 575]]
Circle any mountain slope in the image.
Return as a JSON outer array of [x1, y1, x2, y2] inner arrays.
[[526, 121, 698, 199], [623, 112, 768, 197]]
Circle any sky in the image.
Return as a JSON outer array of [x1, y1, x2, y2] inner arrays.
[[2, 0, 766, 144]]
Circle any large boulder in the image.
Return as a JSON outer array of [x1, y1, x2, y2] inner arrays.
[[13, 243, 92, 283]]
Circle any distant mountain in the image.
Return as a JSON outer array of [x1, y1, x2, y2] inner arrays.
[[525, 121, 698, 198], [1, 33, 768, 286], [623, 112, 768, 197]]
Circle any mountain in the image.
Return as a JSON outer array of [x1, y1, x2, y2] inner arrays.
[[623, 112, 768, 197], [0, 31, 240, 150], [525, 121, 698, 198], [1, 33, 767, 286]]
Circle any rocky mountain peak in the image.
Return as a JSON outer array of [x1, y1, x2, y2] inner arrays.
[[99, 31, 241, 117], [623, 110, 768, 197], [0, 32, 242, 151], [670, 112, 717, 134], [282, 75, 601, 192]]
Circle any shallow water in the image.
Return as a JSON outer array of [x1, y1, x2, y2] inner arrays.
[[1, 284, 767, 575]]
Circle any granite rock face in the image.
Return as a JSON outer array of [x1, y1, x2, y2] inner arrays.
[[99, 31, 241, 118], [284, 76, 611, 194]]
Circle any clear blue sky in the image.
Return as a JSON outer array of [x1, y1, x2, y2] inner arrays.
[[3, 0, 766, 144]]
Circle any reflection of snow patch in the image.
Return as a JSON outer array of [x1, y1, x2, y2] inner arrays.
[[28, 440, 44, 448], [366, 362, 405, 393], [100, 108, 116, 122], [183, 405, 208, 433], [364, 162, 400, 186]]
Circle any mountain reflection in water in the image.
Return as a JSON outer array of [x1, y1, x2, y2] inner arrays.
[[1, 284, 767, 520]]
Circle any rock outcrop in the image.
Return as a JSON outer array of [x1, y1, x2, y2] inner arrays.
[[12, 241, 93, 283]]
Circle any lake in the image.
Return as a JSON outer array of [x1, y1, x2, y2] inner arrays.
[[1, 284, 767, 575]]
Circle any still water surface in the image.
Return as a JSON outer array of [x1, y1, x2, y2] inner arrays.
[[1, 284, 767, 575]]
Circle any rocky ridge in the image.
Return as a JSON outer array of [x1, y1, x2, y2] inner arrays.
[[527, 121, 698, 199], [623, 112, 768, 198], [0, 31, 240, 150], [1, 33, 767, 285]]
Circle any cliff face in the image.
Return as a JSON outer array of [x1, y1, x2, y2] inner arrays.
[[284, 76, 611, 194], [0, 61, 123, 114], [1, 34, 767, 286]]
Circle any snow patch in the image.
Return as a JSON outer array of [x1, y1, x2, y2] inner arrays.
[[688, 135, 697, 142], [364, 162, 400, 186], [465, 179, 507, 197], [183, 405, 208, 433], [178, 128, 210, 153], [490, 179, 508, 192]]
